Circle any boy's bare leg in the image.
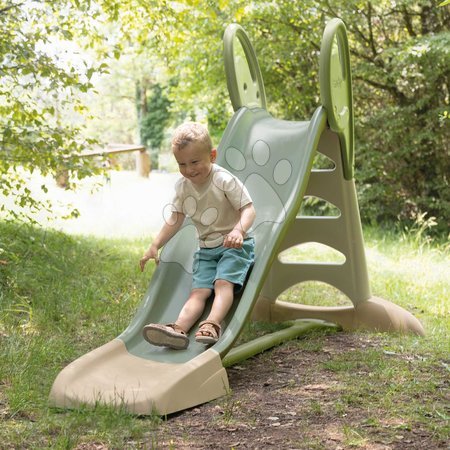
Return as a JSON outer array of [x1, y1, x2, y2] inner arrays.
[[175, 288, 212, 333], [205, 279, 234, 324]]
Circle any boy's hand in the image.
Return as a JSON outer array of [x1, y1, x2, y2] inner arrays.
[[139, 245, 159, 272], [224, 229, 244, 248]]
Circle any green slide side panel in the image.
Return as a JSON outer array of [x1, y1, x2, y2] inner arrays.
[[223, 23, 267, 111], [319, 18, 354, 180]]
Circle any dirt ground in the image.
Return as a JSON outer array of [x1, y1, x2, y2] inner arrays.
[[152, 333, 446, 450]]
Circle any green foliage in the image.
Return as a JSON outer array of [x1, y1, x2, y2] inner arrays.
[[2, 0, 448, 235], [112, 0, 248, 137], [138, 83, 173, 169], [112, 0, 448, 235], [0, 1, 110, 222], [241, 1, 449, 234], [351, 7, 450, 234]]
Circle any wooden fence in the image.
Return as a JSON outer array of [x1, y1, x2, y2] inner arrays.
[[56, 144, 150, 187]]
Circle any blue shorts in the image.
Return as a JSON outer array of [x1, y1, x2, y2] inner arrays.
[[192, 238, 255, 291]]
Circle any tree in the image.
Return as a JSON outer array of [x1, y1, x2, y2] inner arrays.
[[330, 1, 450, 232], [108, 0, 247, 138], [0, 0, 110, 221], [137, 82, 172, 169], [256, 1, 449, 233]]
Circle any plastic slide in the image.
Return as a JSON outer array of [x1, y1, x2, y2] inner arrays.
[[49, 19, 423, 416]]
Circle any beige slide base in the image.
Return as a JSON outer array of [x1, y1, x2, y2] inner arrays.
[[49, 340, 229, 416], [252, 296, 425, 336]]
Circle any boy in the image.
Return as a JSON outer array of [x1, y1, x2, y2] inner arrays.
[[140, 122, 256, 349]]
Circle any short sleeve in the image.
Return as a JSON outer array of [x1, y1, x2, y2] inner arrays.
[[239, 184, 253, 209], [171, 179, 184, 213], [212, 168, 253, 211]]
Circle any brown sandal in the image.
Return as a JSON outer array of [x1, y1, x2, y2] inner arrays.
[[143, 323, 189, 350], [195, 320, 221, 345]]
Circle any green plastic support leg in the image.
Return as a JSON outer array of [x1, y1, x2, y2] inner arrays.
[[223, 320, 339, 368]]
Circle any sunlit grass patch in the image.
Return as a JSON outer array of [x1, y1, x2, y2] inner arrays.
[[278, 242, 346, 264], [279, 281, 353, 307]]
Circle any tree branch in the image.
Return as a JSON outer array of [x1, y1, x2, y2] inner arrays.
[[366, 2, 378, 58], [354, 75, 409, 105], [401, 5, 417, 37], [0, 2, 25, 15]]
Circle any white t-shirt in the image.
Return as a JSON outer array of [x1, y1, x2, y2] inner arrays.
[[171, 164, 253, 248]]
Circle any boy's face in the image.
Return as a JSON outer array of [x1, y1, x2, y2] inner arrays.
[[173, 142, 216, 185]]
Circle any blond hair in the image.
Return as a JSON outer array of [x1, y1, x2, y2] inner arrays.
[[171, 122, 213, 152]]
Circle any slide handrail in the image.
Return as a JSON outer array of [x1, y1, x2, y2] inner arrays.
[[223, 24, 267, 111], [319, 18, 355, 180]]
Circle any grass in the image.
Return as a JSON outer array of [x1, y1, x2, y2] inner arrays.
[[0, 221, 158, 448], [0, 219, 449, 448], [276, 225, 449, 446]]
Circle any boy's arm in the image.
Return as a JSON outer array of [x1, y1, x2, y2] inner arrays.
[[140, 211, 185, 271], [224, 203, 256, 249]]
